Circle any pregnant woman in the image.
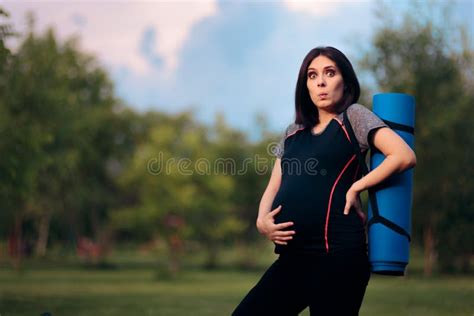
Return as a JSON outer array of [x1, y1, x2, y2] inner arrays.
[[232, 46, 416, 316]]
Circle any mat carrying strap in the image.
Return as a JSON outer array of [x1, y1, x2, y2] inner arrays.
[[343, 110, 411, 242]]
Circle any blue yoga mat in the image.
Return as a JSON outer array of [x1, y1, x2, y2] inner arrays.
[[368, 93, 415, 276]]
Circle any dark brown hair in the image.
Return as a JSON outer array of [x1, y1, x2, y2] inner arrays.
[[294, 46, 360, 127]]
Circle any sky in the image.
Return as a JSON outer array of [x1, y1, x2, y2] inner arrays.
[[2, 0, 473, 140]]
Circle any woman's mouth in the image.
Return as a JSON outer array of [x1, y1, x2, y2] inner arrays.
[[319, 93, 328, 99]]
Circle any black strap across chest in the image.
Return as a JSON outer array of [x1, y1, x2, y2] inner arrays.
[[342, 110, 411, 242]]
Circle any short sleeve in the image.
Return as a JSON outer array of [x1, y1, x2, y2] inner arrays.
[[346, 103, 389, 152], [272, 123, 301, 159]]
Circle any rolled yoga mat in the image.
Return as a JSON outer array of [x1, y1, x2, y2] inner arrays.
[[368, 93, 415, 276]]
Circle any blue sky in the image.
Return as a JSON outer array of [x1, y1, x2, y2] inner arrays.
[[3, 0, 473, 140]]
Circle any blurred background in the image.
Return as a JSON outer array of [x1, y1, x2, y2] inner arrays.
[[0, 0, 473, 315]]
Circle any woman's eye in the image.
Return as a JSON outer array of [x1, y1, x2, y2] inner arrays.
[[308, 70, 335, 79]]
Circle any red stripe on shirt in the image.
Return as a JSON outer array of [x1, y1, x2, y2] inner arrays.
[[324, 154, 357, 253]]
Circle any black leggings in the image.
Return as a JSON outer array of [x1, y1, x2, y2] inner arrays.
[[232, 249, 371, 316]]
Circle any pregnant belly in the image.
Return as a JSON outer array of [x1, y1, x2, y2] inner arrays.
[[271, 186, 327, 238]]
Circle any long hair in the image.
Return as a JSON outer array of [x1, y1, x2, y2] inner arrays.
[[294, 46, 360, 127]]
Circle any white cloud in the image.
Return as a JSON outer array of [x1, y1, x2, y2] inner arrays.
[[282, 0, 362, 16], [3, 1, 217, 76]]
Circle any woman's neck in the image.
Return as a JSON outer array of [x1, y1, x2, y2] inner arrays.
[[317, 109, 338, 125]]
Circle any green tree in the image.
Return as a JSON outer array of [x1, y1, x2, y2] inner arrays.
[[0, 12, 129, 266], [0, 7, 17, 75], [111, 111, 246, 273]]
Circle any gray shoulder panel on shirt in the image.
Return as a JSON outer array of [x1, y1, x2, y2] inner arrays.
[[285, 123, 305, 137], [272, 122, 304, 159], [346, 103, 388, 152]]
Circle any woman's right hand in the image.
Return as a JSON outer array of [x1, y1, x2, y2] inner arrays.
[[256, 205, 296, 245]]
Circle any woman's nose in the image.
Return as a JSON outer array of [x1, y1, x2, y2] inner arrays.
[[316, 77, 326, 86]]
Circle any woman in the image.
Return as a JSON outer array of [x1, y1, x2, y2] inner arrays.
[[232, 46, 416, 316]]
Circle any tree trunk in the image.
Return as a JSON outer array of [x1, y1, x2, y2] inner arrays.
[[236, 239, 256, 269], [10, 214, 23, 271], [35, 212, 51, 257], [423, 223, 437, 276], [205, 242, 218, 270], [167, 234, 182, 275]]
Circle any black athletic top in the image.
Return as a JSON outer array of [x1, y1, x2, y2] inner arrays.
[[271, 103, 388, 256]]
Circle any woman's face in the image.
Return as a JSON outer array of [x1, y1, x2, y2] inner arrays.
[[306, 55, 345, 112]]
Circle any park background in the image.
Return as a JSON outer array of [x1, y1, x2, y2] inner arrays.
[[0, 0, 473, 315]]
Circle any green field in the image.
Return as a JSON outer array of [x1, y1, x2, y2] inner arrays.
[[0, 245, 473, 315]]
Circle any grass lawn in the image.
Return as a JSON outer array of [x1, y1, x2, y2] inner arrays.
[[0, 244, 472, 315]]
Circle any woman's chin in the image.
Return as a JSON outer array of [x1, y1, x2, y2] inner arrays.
[[315, 101, 337, 110]]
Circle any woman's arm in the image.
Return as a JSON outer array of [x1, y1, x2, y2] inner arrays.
[[256, 158, 282, 225], [256, 158, 296, 245], [353, 127, 417, 193], [343, 127, 416, 216]]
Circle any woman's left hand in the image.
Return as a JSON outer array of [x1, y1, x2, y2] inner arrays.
[[343, 186, 366, 225]]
